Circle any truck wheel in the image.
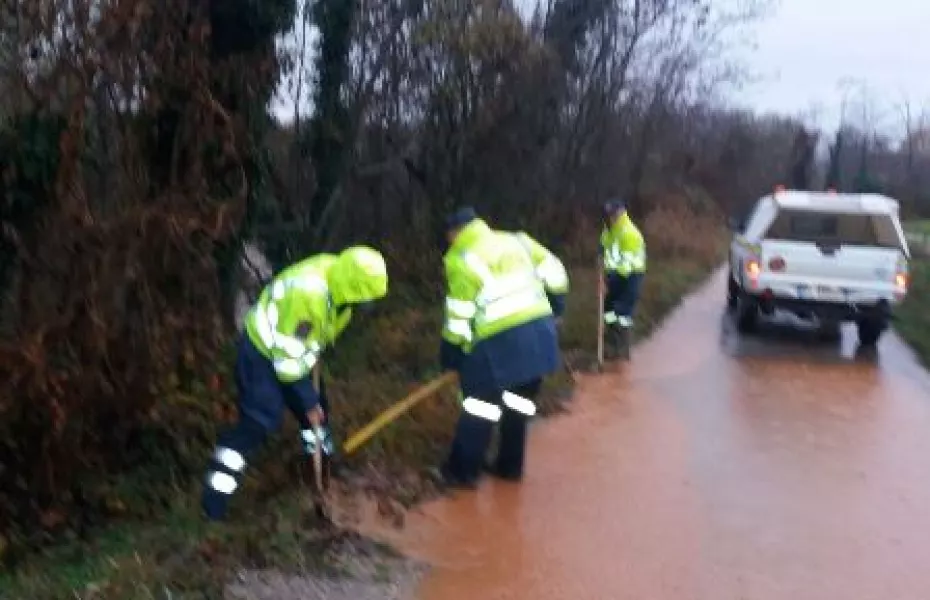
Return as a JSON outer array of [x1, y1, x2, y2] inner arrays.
[[735, 294, 758, 333], [727, 275, 739, 309], [857, 318, 885, 347], [819, 320, 842, 342]]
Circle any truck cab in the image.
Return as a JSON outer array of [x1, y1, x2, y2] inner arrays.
[[727, 189, 911, 346]]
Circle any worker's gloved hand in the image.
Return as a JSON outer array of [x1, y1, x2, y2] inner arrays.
[[301, 426, 334, 456]]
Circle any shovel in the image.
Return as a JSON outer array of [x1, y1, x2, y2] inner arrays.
[[342, 371, 459, 455], [309, 364, 331, 521]]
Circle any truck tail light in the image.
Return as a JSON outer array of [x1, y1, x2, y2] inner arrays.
[[894, 260, 908, 301], [768, 256, 786, 272], [746, 258, 761, 289]]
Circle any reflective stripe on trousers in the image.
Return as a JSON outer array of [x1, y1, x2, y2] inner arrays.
[[502, 391, 536, 416], [205, 446, 247, 495], [462, 391, 536, 421], [462, 397, 502, 422], [207, 471, 238, 495]]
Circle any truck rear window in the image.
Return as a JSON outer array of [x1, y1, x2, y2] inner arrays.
[[765, 210, 900, 249]]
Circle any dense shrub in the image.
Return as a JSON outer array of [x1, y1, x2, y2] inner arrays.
[[0, 0, 803, 553]]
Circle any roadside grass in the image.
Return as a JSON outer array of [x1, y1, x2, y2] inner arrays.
[[905, 221, 930, 258], [896, 259, 930, 368], [905, 219, 930, 235], [1, 213, 726, 599]]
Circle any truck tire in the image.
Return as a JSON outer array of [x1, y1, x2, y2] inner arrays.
[[735, 293, 758, 333], [727, 274, 739, 309], [857, 318, 885, 346], [818, 320, 842, 342]]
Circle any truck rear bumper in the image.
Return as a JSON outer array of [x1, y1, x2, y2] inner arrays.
[[746, 293, 893, 323]]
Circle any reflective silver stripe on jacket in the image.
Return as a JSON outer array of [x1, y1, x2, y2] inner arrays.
[[443, 235, 551, 342], [604, 241, 645, 272], [252, 274, 327, 377], [514, 233, 568, 292]]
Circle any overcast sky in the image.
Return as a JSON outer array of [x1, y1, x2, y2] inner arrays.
[[732, 0, 930, 137], [274, 0, 930, 138]]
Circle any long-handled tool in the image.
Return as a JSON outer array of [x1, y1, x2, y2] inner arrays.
[[596, 256, 605, 370], [310, 364, 329, 520], [342, 371, 459, 455]]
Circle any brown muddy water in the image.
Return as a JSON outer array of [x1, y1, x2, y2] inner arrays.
[[360, 268, 930, 600]]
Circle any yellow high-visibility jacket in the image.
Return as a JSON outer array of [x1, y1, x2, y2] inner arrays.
[[244, 246, 388, 383], [600, 213, 647, 276], [441, 218, 569, 353]]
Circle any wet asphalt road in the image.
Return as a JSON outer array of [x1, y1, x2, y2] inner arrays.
[[388, 268, 930, 600]]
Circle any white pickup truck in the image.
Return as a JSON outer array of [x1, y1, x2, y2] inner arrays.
[[727, 189, 911, 346]]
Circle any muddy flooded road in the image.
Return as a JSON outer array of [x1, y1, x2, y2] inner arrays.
[[374, 268, 930, 600]]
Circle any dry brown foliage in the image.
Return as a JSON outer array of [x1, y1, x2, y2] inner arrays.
[[641, 199, 726, 267], [0, 0, 797, 553], [0, 0, 280, 538]]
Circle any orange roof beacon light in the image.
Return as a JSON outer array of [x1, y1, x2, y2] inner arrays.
[[774, 184, 786, 194]]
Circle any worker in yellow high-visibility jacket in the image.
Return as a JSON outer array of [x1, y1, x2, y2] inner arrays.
[[600, 199, 646, 359], [201, 246, 388, 521], [437, 207, 569, 488]]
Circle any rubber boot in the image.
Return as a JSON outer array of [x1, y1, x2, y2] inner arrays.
[[436, 411, 494, 490], [202, 485, 232, 521], [605, 324, 625, 360], [616, 324, 631, 360], [491, 407, 527, 481], [603, 322, 617, 360]]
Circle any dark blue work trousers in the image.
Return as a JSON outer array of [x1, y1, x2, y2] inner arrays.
[[443, 379, 542, 484], [201, 334, 327, 521], [604, 272, 644, 321]]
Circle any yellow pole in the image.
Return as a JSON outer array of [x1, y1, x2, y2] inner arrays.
[[341, 371, 459, 455]]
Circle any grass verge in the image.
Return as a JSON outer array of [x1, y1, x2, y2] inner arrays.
[[905, 220, 930, 255], [2, 227, 725, 599], [906, 219, 930, 235], [896, 259, 930, 367]]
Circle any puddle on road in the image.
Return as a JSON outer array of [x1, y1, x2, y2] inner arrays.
[[357, 270, 930, 600]]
